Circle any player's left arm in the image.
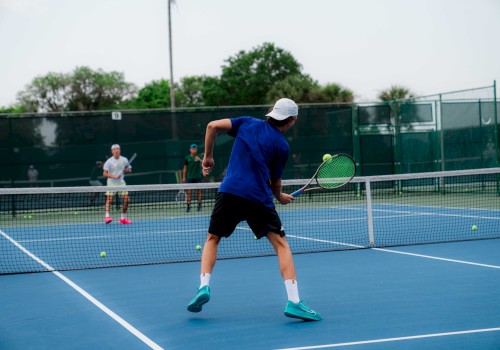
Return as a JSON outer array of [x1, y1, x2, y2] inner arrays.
[[270, 147, 294, 205], [203, 119, 232, 176], [271, 179, 294, 205]]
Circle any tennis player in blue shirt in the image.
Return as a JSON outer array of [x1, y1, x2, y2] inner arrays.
[[187, 98, 321, 321]]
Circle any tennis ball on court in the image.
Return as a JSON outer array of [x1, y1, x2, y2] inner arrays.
[[471, 225, 477, 231], [100, 251, 107, 257], [322, 153, 332, 162], [74, 212, 79, 215], [28, 215, 32, 219], [23, 215, 28, 219], [195, 245, 202, 251]]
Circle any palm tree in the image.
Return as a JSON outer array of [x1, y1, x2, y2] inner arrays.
[[378, 85, 414, 101]]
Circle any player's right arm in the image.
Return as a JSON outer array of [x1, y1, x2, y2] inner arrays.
[[203, 119, 232, 176], [103, 170, 118, 179]]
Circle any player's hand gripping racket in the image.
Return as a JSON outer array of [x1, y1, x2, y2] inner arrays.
[[291, 154, 356, 197], [119, 153, 137, 176]]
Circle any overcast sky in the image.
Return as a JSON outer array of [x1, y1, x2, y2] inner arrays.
[[1, 0, 499, 106]]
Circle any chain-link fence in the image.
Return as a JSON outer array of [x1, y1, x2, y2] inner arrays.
[[0, 83, 498, 187]]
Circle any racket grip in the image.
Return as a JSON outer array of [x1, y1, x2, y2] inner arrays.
[[291, 188, 304, 197]]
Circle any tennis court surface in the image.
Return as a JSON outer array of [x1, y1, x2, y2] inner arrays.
[[1, 168, 500, 349]]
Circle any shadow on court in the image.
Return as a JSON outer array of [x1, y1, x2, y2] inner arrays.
[[1, 238, 500, 349]]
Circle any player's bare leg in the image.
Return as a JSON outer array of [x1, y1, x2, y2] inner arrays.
[[267, 232, 321, 321], [187, 233, 220, 312], [197, 189, 202, 211], [267, 233, 296, 280], [104, 195, 113, 224], [201, 233, 220, 274], [186, 189, 192, 212], [119, 194, 132, 224]]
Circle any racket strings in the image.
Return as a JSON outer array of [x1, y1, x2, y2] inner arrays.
[[316, 156, 355, 189]]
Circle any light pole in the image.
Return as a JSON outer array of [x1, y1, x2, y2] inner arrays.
[[168, 0, 175, 111]]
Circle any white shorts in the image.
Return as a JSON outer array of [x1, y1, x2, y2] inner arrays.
[[105, 182, 128, 196]]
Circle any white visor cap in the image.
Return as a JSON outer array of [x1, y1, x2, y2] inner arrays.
[[265, 98, 298, 121]]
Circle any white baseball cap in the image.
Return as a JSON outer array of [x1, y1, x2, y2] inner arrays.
[[111, 144, 120, 150], [266, 98, 299, 121]]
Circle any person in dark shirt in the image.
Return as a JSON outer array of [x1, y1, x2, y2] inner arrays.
[[187, 98, 321, 321], [182, 144, 203, 212]]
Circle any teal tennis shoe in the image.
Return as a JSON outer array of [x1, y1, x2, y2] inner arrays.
[[187, 286, 210, 313], [284, 301, 322, 321]]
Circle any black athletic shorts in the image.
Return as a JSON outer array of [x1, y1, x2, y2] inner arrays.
[[209, 192, 285, 239], [187, 178, 201, 184]]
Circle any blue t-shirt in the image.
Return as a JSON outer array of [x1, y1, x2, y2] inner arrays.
[[219, 117, 290, 207]]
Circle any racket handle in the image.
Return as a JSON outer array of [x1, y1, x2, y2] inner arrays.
[[291, 188, 304, 197]]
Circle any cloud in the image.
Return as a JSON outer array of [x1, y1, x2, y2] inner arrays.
[[0, 0, 53, 15]]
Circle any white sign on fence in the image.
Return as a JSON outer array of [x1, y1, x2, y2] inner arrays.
[[111, 111, 122, 120]]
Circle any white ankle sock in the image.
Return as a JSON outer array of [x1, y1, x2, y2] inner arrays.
[[285, 279, 300, 303], [121, 213, 126, 219], [200, 273, 211, 288], [105, 212, 110, 218]]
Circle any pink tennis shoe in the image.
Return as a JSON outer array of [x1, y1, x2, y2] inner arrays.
[[119, 218, 133, 225]]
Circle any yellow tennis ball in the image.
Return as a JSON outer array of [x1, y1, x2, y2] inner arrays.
[[322, 153, 332, 162], [100, 251, 107, 257], [471, 225, 477, 231], [195, 245, 202, 251]]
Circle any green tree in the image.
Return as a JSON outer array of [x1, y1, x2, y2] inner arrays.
[[0, 104, 27, 114], [16, 66, 136, 112], [266, 74, 320, 103], [220, 42, 302, 105], [67, 67, 136, 111], [130, 79, 185, 109], [17, 72, 71, 112], [378, 85, 414, 101], [320, 83, 354, 103], [179, 76, 206, 107], [198, 76, 229, 106], [267, 75, 354, 104]]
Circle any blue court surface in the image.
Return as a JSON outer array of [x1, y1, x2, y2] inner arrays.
[[1, 204, 500, 349]]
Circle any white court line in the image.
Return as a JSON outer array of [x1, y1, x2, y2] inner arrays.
[[0, 229, 164, 350], [16, 228, 207, 243], [288, 213, 419, 224], [343, 206, 500, 221], [234, 227, 365, 249], [373, 248, 500, 269], [287, 235, 364, 249], [274, 327, 500, 349], [287, 235, 500, 269], [378, 202, 500, 213]]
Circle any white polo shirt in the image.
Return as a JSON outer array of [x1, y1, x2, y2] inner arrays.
[[103, 156, 129, 185]]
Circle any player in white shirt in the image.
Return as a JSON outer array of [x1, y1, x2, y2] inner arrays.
[[103, 144, 132, 224]]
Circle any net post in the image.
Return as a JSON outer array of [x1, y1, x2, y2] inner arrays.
[[352, 104, 361, 176], [493, 80, 499, 168], [493, 80, 500, 195], [365, 179, 375, 247], [438, 94, 446, 193]]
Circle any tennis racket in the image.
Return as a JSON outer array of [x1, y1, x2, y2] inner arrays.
[[118, 153, 137, 176], [175, 190, 187, 204], [291, 154, 356, 197]]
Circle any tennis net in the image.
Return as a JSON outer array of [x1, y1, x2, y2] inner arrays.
[[1, 168, 499, 274]]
